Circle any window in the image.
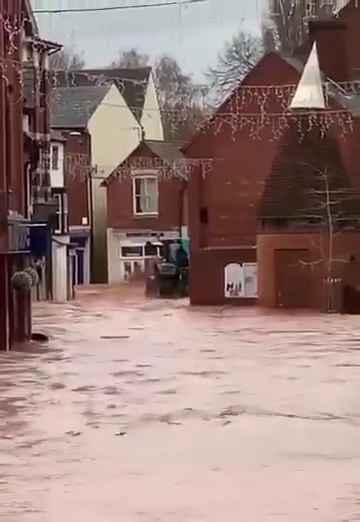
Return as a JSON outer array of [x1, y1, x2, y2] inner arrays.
[[144, 242, 159, 257], [23, 115, 30, 133], [54, 193, 62, 234], [52, 145, 59, 171], [133, 176, 158, 215], [121, 246, 143, 258]]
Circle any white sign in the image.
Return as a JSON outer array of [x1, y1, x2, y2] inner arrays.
[[224, 263, 258, 299]]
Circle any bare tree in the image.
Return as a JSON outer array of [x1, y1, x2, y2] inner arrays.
[[154, 55, 208, 141], [108, 50, 207, 140], [49, 47, 85, 71], [263, 0, 338, 55], [110, 48, 149, 68], [281, 156, 360, 313], [207, 30, 263, 104], [260, 121, 360, 312]]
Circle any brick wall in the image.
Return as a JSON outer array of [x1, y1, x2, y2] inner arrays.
[[190, 247, 257, 306], [62, 130, 91, 227], [106, 148, 185, 233], [258, 231, 360, 309], [186, 54, 301, 254]]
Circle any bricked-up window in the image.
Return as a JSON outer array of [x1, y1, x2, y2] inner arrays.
[[200, 207, 208, 224], [133, 176, 158, 215]]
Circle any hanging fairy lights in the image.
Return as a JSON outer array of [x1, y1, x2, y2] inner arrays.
[[46, 68, 358, 144], [0, 4, 359, 186], [63, 152, 216, 182], [0, 11, 358, 145]]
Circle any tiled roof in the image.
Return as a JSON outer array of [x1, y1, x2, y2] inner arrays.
[[51, 85, 110, 128], [144, 140, 185, 162], [258, 126, 360, 221], [52, 67, 152, 121]]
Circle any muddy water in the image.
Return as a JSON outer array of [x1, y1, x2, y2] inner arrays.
[[1, 286, 360, 521]]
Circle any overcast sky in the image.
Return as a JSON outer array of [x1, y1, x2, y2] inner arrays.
[[31, 0, 265, 80]]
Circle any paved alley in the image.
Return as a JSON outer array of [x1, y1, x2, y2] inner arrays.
[[1, 286, 360, 521]]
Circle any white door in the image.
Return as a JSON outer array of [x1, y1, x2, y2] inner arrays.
[[121, 259, 145, 281]]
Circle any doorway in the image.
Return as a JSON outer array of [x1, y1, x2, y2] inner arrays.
[[72, 249, 85, 286], [122, 259, 144, 281]]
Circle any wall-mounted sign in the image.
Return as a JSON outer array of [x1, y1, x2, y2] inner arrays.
[[224, 262, 258, 299]]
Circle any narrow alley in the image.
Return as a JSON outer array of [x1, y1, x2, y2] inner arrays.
[[1, 287, 360, 521]]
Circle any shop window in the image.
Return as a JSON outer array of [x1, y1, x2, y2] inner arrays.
[[121, 246, 143, 258]]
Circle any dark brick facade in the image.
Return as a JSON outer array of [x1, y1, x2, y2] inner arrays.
[[61, 130, 92, 228]]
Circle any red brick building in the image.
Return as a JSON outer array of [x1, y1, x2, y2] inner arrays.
[[23, 4, 62, 301], [103, 140, 187, 283], [257, 123, 360, 311], [61, 129, 92, 287], [185, 0, 360, 307], [0, 0, 62, 350], [50, 88, 96, 286], [257, 1, 360, 311], [185, 52, 300, 305], [0, 0, 26, 351]]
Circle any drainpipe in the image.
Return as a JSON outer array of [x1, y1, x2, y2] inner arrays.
[[179, 181, 186, 239]]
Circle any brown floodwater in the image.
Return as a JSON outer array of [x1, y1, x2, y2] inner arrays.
[[1, 285, 360, 521]]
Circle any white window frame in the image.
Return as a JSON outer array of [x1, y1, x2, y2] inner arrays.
[[132, 171, 159, 216]]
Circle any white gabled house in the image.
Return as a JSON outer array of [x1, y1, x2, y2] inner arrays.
[[51, 67, 164, 283]]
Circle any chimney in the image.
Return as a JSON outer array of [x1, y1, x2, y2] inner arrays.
[[308, 20, 349, 82]]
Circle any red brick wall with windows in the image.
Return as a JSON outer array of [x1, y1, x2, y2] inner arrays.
[[106, 147, 185, 233], [186, 53, 301, 255]]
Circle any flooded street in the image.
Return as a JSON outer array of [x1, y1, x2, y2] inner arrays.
[[1, 286, 360, 521]]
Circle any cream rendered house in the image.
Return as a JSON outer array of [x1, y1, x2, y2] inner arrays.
[[51, 69, 164, 282]]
